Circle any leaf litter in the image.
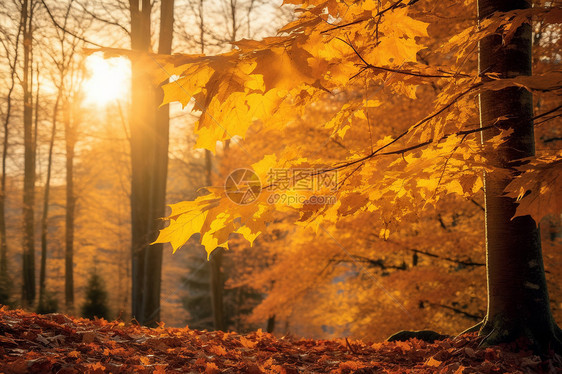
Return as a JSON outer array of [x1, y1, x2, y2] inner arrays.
[[0, 307, 560, 373]]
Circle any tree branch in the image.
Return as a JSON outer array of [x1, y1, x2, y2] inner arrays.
[[76, 1, 130, 35], [315, 103, 555, 176], [331, 254, 408, 271], [39, 0, 105, 48], [543, 137, 562, 143], [470, 198, 485, 211], [424, 301, 483, 321], [337, 36, 470, 79], [321, 0, 406, 34], [409, 248, 484, 267], [533, 104, 562, 121]]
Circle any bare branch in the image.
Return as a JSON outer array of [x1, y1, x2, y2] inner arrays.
[[76, 1, 130, 35], [407, 248, 485, 267], [318, 83, 484, 174], [470, 198, 485, 211], [423, 301, 483, 321], [39, 0, 105, 48]]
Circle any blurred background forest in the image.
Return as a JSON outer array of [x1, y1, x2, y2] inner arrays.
[[0, 0, 560, 342]]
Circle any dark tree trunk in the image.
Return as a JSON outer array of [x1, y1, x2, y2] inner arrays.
[[478, 0, 561, 352], [21, 0, 36, 307], [130, 0, 154, 325], [0, 15, 22, 300], [197, 2, 225, 330], [267, 315, 276, 333], [205, 149, 226, 331], [229, 0, 237, 42], [0, 92, 11, 285], [64, 99, 76, 312], [209, 247, 225, 331], [0, 106, 9, 283], [39, 92, 58, 308], [130, 0, 174, 326], [198, 0, 205, 53], [141, 0, 174, 326]]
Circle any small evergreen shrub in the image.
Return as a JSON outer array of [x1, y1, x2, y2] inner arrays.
[[81, 271, 110, 320], [0, 273, 12, 306], [37, 291, 59, 314]]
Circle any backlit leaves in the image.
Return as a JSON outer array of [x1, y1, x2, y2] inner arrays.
[[505, 152, 562, 223], [150, 0, 562, 255]]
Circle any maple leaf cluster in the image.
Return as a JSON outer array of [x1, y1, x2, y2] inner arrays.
[[127, 0, 562, 342], [1, 307, 561, 373], [148, 0, 562, 257]]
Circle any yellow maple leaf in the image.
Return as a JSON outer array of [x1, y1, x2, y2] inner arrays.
[[380, 8, 429, 39], [366, 36, 423, 65], [152, 196, 219, 253], [505, 153, 562, 223], [252, 46, 315, 92], [161, 64, 214, 108]]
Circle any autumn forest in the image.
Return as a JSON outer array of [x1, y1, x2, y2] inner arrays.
[[0, 0, 562, 372]]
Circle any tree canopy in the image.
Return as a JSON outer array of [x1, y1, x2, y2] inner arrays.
[[151, 0, 561, 256]]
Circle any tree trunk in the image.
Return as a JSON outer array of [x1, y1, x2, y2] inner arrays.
[[196, 3, 225, 330], [130, 0, 174, 326], [478, 0, 561, 353], [39, 84, 60, 308], [130, 0, 153, 325], [0, 15, 22, 304], [141, 0, 174, 326], [21, 0, 36, 307], [266, 315, 276, 333], [209, 247, 226, 331], [64, 99, 76, 312], [39, 102, 57, 308], [229, 0, 237, 42], [205, 149, 226, 331], [198, 0, 205, 53]]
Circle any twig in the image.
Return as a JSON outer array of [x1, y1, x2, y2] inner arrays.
[[337, 37, 467, 79], [470, 198, 485, 211], [76, 1, 130, 35], [345, 337, 358, 354], [321, 0, 406, 34], [409, 248, 484, 267], [424, 301, 483, 321], [39, 0, 104, 48], [432, 133, 469, 198]]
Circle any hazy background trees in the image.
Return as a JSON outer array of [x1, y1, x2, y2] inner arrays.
[[0, 0, 291, 328]]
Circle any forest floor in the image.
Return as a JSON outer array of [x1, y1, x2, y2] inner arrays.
[[0, 307, 560, 373]]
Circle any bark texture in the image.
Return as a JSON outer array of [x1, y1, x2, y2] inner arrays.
[[0, 9, 21, 303], [39, 95, 57, 308], [205, 150, 226, 331], [209, 247, 226, 331], [21, 0, 36, 307], [64, 99, 76, 311], [478, 0, 561, 353], [130, 0, 174, 326]]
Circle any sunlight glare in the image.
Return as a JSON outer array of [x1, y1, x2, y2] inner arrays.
[[84, 53, 130, 106]]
